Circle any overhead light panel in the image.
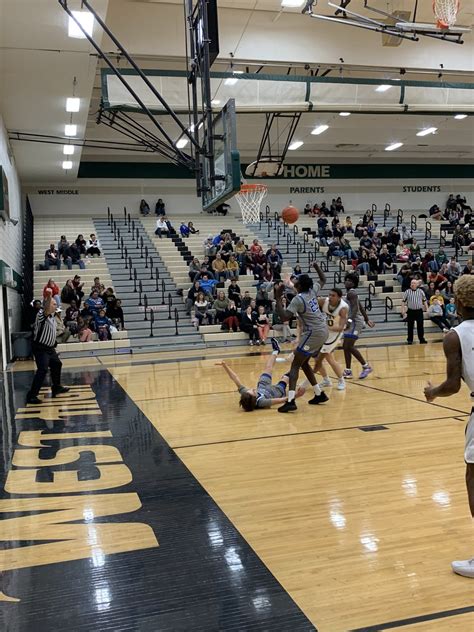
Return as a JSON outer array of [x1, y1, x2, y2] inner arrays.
[[281, 0, 306, 6], [339, 112, 351, 117], [64, 124, 77, 137], [385, 142, 403, 151], [376, 85, 392, 92], [454, 113, 467, 119], [224, 70, 243, 86], [176, 138, 189, 149], [63, 145, 75, 155], [66, 97, 80, 112], [62, 161, 73, 170], [416, 127, 437, 137], [289, 141, 304, 150], [68, 11, 94, 39], [311, 124, 329, 135]]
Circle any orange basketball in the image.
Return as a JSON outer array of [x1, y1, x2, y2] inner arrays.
[[281, 205, 299, 224]]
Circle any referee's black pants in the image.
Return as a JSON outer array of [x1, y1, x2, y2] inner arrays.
[[406, 308, 425, 343], [28, 345, 62, 398]]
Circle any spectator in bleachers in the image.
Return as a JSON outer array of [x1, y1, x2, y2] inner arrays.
[[463, 261, 474, 275], [228, 279, 242, 307], [456, 194, 472, 212], [194, 292, 214, 326], [86, 234, 101, 257], [424, 281, 436, 301], [335, 197, 345, 213], [249, 239, 261, 255], [221, 300, 239, 332], [77, 316, 93, 343], [140, 199, 151, 215], [304, 203, 312, 215], [72, 275, 84, 302], [180, 222, 190, 238], [213, 291, 230, 324], [65, 300, 80, 335], [203, 236, 218, 260], [435, 247, 448, 269], [240, 304, 259, 345], [107, 299, 125, 331], [345, 216, 353, 233], [185, 281, 202, 316], [155, 199, 166, 216], [215, 202, 230, 216], [195, 262, 215, 281], [212, 253, 228, 281], [240, 291, 252, 311], [198, 273, 217, 298], [429, 289, 445, 306], [219, 235, 234, 262], [428, 299, 451, 333], [60, 279, 77, 305], [85, 290, 105, 317], [446, 194, 457, 211], [66, 242, 85, 269], [252, 246, 267, 279], [43, 279, 61, 305], [429, 204, 442, 220], [256, 305, 270, 345], [227, 254, 239, 280], [446, 257, 461, 281], [442, 281, 455, 301], [266, 244, 283, 277], [54, 309, 71, 344], [428, 269, 447, 290], [188, 258, 201, 282], [57, 235, 69, 257], [94, 308, 113, 341], [102, 287, 116, 307], [445, 298, 457, 327], [75, 234, 87, 255], [187, 221, 199, 234], [44, 244, 61, 270], [234, 239, 247, 262], [91, 277, 105, 295], [272, 296, 293, 342], [356, 251, 370, 275], [155, 216, 169, 238], [409, 239, 421, 260]]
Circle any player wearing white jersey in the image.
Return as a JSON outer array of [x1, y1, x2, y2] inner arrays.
[[424, 275, 474, 579], [315, 289, 349, 391]]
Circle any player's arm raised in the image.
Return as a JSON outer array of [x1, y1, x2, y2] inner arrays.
[[312, 262, 326, 288], [216, 361, 244, 388], [424, 331, 462, 402]]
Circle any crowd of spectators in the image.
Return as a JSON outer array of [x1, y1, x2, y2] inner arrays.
[[42, 234, 101, 270], [429, 193, 473, 224]]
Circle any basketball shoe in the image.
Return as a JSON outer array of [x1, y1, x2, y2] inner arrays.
[[452, 558, 474, 578]]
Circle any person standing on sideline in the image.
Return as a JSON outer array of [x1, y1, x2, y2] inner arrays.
[[342, 273, 375, 379], [26, 290, 69, 404], [402, 278, 428, 345], [424, 275, 474, 578]]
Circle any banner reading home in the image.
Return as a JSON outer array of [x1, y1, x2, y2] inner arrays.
[[0, 384, 159, 602]]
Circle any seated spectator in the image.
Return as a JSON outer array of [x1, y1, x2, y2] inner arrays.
[[345, 216, 353, 232], [335, 197, 345, 213], [428, 299, 451, 333], [54, 309, 71, 344], [428, 270, 447, 289], [435, 247, 448, 269], [77, 316, 93, 342], [272, 296, 293, 342], [240, 305, 259, 345], [446, 194, 457, 211], [75, 234, 87, 255], [86, 234, 101, 257], [43, 278, 61, 305], [463, 261, 474, 275], [240, 290, 252, 312], [356, 251, 370, 275], [446, 257, 461, 281], [429, 289, 445, 306], [445, 297, 457, 327], [65, 300, 80, 335], [250, 239, 261, 255], [378, 245, 396, 274], [197, 273, 217, 298], [188, 257, 201, 282], [212, 253, 228, 282], [424, 281, 437, 301], [442, 281, 455, 300], [155, 216, 169, 238], [203, 236, 217, 260], [155, 198, 166, 216], [65, 242, 85, 270], [213, 291, 230, 323], [60, 279, 77, 305], [303, 203, 312, 215], [456, 194, 472, 212], [85, 290, 105, 317], [221, 300, 240, 332], [179, 222, 190, 238], [140, 199, 151, 215], [57, 235, 70, 257], [328, 237, 345, 258], [429, 204, 442, 220], [102, 287, 116, 307], [256, 305, 270, 345], [227, 254, 239, 280], [219, 235, 234, 261], [234, 239, 246, 260], [409, 239, 421, 260], [193, 292, 214, 326], [266, 245, 283, 277], [106, 299, 125, 331], [396, 241, 410, 262], [185, 280, 202, 315], [91, 277, 105, 295], [44, 244, 61, 270], [228, 279, 242, 307], [94, 308, 113, 340], [188, 221, 199, 234], [195, 263, 215, 281], [359, 231, 373, 253], [72, 274, 84, 302]]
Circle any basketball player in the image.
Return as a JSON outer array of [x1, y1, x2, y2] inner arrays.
[[424, 275, 474, 579], [217, 340, 305, 411], [314, 288, 349, 391], [343, 273, 374, 379], [273, 263, 329, 413]]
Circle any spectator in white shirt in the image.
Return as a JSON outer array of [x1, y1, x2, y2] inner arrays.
[[155, 217, 169, 238], [86, 234, 101, 257]]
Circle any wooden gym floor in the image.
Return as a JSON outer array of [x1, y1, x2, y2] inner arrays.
[[1, 342, 473, 631]]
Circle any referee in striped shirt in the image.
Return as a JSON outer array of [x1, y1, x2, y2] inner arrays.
[[26, 289, 69, 404], [402, 279, 428, 345]]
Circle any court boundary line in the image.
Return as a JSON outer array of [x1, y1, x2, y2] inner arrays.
[[350, 604, 474, 631], [172, 415, 459, 450]]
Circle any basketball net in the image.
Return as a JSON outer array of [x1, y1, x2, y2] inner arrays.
[[433, 0, 459, 28], [235, 184, 268, 224]]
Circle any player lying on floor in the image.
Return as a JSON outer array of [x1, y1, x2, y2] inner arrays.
[[217, 339, 305, 411]]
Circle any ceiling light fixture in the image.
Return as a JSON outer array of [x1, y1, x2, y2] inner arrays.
[[66, 97, 80, 112], [416, 127, 437, 137], [311, 124, 329, 135], [376, 85, 392, 93], [385, 142, 403, 151], [68, 11, 94, 39], [454, 113, 467, 119], [62, 161, 73, 170], [63, 145, 75, 155], [176, 138, 189, 149], [289, 141, 304, 150], [339, 112, 351, 117], [224, 70, 243, 86], [64, 124, 77, 137]]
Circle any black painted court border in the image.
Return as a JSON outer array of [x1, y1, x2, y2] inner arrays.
[[350, 604, 474, 631]]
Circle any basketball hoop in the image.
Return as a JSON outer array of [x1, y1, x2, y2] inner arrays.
[[235, 184, 268, 224], [433, 0, 459, 28]]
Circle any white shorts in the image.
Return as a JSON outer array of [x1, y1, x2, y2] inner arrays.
[[320, 332, 344, 355], [465, 410, 474, 464]]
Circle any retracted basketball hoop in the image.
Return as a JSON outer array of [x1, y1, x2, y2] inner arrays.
[[235, 184, 268, 224], [433, 0, 460, 28]]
